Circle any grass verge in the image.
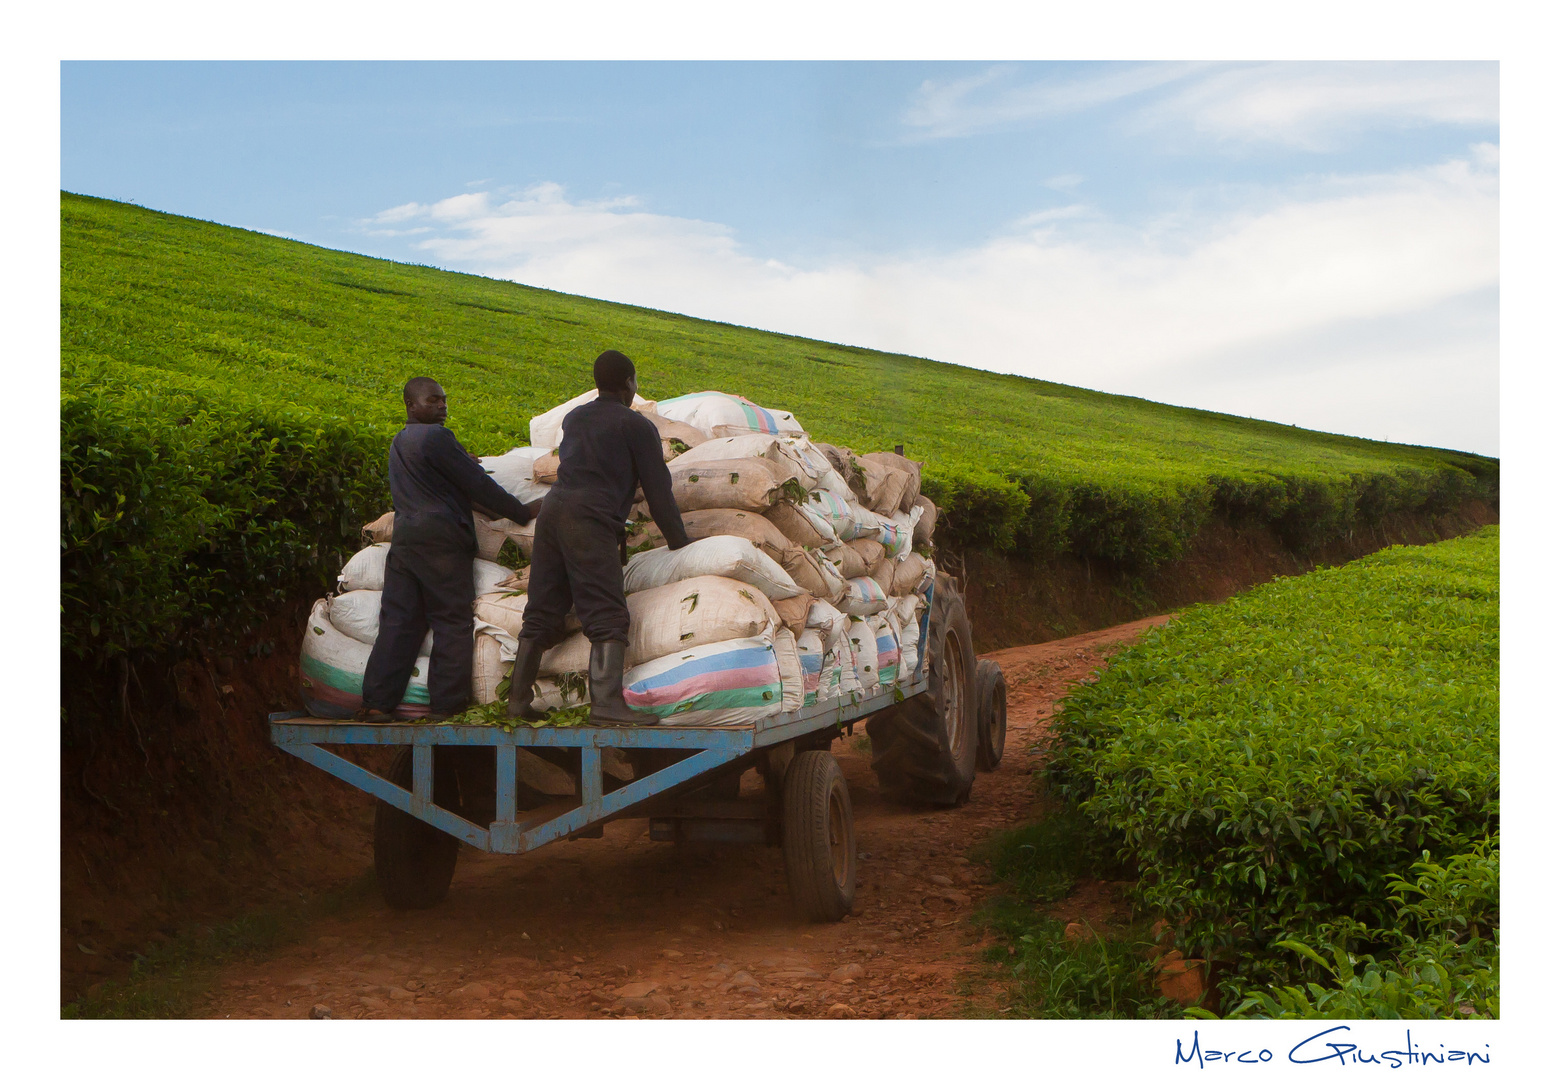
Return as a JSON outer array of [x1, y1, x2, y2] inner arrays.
[[968, 807, 1184, 1019]]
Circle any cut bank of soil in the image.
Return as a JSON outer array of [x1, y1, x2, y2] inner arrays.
[[191, 617, 1169, 1020]]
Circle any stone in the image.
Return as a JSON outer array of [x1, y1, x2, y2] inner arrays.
[[316, 936, 343, 948], [826, 1003, 856, 1018], [617, 981, 660, 999], [1154, 951, 1208, 1007], [452, 982, 492, 1000], [927, 874, 954, 887], [721, 970, 760, 991], [645, 995, 674, 1016], [357, 996, 388, 1010], [829, 963, 866, 983], [388, 987, 415, 1001], [662, 949, 685, 959], [1064, 922, 1089, 943], [308, 1004, 333, 1019]]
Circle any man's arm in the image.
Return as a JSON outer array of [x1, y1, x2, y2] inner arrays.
[[428, 427, 536, 525], [628, 416, 691, 549]]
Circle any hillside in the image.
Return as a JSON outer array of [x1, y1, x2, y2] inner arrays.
[[63, 193, 1494, 562]]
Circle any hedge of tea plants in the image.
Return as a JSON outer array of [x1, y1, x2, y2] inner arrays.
[[61, 355, 390, 663], [1044, 527, 1498, 997]]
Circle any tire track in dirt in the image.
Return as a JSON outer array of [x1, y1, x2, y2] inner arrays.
[[196, 616, 1171, 1020]]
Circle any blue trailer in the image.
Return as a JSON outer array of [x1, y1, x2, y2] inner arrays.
[[270, 573, 1003, 921]]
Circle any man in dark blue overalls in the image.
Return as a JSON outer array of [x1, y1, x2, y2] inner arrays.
[[509, 351, 692, 726], [358, 377, 538, 722]]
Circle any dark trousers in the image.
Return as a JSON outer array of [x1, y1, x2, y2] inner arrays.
[[362, 542, 475, 713], [520, 493, 629, 647]]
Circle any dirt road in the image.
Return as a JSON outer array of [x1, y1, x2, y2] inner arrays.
[[195, 616, 1170, 1020]]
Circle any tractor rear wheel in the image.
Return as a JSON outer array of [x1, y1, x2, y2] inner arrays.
[[866, 573, 978, 806]]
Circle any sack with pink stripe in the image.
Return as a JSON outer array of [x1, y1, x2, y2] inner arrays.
[[622, 635, 784, 728]]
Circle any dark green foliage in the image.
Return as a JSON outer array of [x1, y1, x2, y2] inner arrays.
[[61, 356, 389, 662], [1044, 527, 1499, 1004], [1214, 840, 1499, 1019]]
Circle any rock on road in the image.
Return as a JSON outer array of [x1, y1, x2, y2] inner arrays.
[[197, 617, 1170, 1020]]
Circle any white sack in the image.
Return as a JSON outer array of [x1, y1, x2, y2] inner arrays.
[[300, 598, 428, 714], [327, 589, 433, 653], [838, 575, 891, 617], [653, 391, 806, 440], [338, 545, 511, 597], [845, 617, 880, 696], [481, 447, 553, 504], [624, 535, 802, 600], [622, 636, 785, 727], [774, 628, 804, 713]]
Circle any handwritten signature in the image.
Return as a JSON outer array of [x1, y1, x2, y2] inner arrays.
[[1176, 1028, 1491, 1068]]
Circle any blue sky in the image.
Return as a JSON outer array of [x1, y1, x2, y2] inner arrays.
[[61, 61, 1499, 454]]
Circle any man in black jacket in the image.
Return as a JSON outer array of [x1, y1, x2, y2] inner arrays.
[[358, 377, 538, 722], [509, 351, 692, 726]]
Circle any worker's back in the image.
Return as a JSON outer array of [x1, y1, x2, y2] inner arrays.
[[552, 396, 663, 524]]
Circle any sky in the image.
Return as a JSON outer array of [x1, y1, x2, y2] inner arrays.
[[61, 61, 1499, 454]]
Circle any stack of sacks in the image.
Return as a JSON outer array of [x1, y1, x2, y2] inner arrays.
[[298, 543, 513, 719], [300, 386, 939, 726]]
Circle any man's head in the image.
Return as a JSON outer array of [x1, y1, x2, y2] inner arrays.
[[593, 350, 638, 406], [403, 377, 448, 425]]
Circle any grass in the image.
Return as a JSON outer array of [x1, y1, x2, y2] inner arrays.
[[63, 192, 1495, 568], [62, 871, 378, 1019], [969, 807, 1184, 1019]]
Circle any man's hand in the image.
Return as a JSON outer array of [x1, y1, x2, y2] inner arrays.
[[468, 450, 483, 464]]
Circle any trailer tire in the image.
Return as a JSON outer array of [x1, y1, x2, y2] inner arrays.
[[374, 746, 461, 910], [866, 573, 978, 806], [782, 750, 856, 922], [974, 659, 1007, 772]]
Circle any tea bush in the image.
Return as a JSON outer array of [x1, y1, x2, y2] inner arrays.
[[1044, 527, 1499, 999], [61, 356, 389, 662]]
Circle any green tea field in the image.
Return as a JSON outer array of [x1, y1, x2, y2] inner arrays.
[[61, 192, 1497, 661]]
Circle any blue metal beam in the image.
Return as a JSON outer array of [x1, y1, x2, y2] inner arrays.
[[501, 746, 744, 854], [279, 742, 491, 850]]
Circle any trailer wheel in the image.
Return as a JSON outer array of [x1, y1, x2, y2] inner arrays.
[[866, 572, 979, 806], [374, 746, 461, 910], [782, 750, 856, 922], [974, 659, 1008, 772]]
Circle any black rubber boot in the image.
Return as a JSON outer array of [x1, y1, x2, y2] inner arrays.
[[506, 638, 550, 721], [588, 641, 657, 727]]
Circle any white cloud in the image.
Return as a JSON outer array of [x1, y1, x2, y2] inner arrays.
[[902, 62, 1497, 150], [370, 149, 1498, 455], [1136, 62, 1499, 149], [903, 63, 1200, 141]]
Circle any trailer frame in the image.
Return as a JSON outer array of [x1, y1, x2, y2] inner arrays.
[[269, 674, 927, 857]]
